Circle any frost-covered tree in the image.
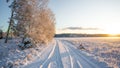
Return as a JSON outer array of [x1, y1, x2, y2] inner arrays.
[[13, 0, 32, 43], [29, 8, 55, 44], [14, 0, 55, 44]]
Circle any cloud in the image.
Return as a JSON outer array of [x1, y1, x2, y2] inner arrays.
[[62, 27, 100, 30], [56, 27, 104, 34]]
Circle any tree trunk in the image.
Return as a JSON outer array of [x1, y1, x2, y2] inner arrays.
[[5, 10, 14, 43]]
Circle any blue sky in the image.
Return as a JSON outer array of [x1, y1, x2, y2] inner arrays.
[[1, 0, 120, 34], [49, 0, 120, 28], [48, 0, 120, 34], [0, 0, 11, 31]]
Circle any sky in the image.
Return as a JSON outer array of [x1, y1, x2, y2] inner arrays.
[[49, 0, 120, 34], [0, 0, 11, 31], [0, 0, 120, 34]]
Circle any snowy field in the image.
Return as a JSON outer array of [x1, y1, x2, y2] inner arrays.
[[0, 37, 120, 68], [59, 37, 120, 68]]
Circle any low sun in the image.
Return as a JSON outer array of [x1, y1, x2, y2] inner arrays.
[[104, 25, 120, 35]]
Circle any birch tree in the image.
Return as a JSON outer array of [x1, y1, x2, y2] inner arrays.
[[14, 0, 55, 44], [5, 0, 16, 43]]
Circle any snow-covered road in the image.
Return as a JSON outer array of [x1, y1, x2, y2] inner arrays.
[[23, 39, 107, 68]]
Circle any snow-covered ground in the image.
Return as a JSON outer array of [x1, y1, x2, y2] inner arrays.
[[1, 37, 119, 68], [59, 37, 120, 68]]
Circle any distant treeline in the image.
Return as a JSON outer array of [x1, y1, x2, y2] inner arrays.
[[55, 34, 120, 37]]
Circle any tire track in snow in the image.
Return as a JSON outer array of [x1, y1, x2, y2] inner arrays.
[[23, 39, 105, 68], [61, 40, 83, 68], [63, 46, 73, 68], [77, 60, 83, 68], [40, 40, 63, 68], [57, 40, 73, 68], [23, 41, 56, 68], [63, 41, 100, 68], [40, 42, 56, 68]]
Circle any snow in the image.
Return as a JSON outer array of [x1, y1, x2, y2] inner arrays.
[[1, 37, 118, 68], [60, 37, 120, 68], [24, 38, 31, 43], [0, 38, 49, 68]]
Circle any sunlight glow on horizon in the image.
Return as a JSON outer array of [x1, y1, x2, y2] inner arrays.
[[103, 24, 120, 34], [56, 24, 120, 34]]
